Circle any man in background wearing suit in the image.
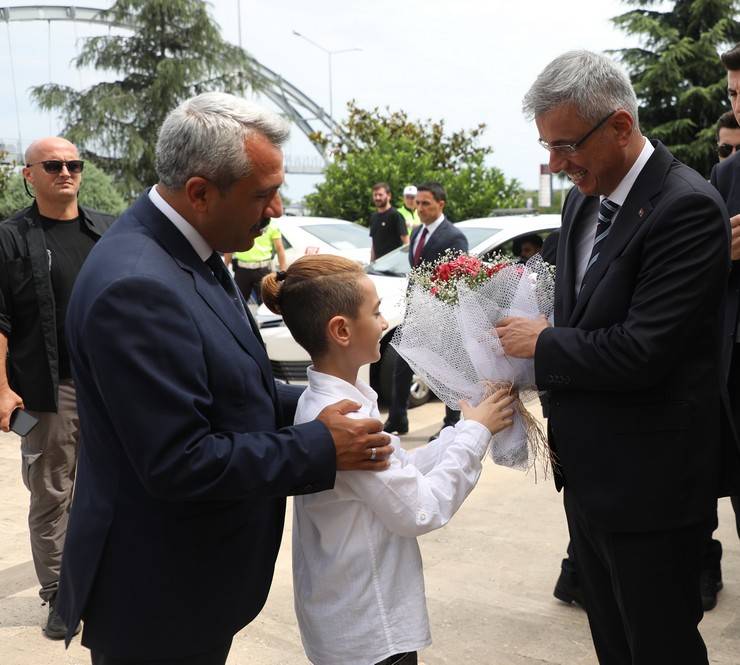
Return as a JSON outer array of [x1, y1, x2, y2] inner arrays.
[[384, 182, 468, 437], [707, 43, 740, 607], [56, 92, 393, 665], [498, 51, 733, 664]]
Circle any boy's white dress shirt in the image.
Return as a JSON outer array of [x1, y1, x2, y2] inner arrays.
[[293, 366, 491, 665]]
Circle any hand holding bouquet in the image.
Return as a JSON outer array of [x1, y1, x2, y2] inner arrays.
[[391, 251, 555, 473]]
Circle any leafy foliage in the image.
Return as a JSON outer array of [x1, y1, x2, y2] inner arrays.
[[31, 0, 257, 199], [612, 0, 740, 176], [0, 161, 127, 219], [306, 102, 524, 223]]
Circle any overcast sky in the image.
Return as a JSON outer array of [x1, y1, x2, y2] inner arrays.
[[0, 0, 657, 200]]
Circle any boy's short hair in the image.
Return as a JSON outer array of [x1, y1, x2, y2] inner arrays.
[[261, 255, 366, 357]]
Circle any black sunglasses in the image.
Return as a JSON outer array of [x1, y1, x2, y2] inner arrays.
[[718, 143, 740, 159], [26, 159, 84, 174]]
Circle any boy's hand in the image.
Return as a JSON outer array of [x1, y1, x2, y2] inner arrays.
[[318, 400, 394, 471], [459, 388, 516, 435]]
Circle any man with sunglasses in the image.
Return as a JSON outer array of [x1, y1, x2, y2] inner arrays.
[[497, 51, 734, 664], [0, 136, 113, 640], [716, 111, 740, 162]]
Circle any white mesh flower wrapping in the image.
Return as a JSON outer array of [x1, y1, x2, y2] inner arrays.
[[391, 254, 555, 470]]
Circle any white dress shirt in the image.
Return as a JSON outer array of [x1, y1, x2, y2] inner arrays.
[[411, 214, 445, 258], [292, 367, 491, 665], [574, 138, 655, 295], [148, 185, 212, 261]]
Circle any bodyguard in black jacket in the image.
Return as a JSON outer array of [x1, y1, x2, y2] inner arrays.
[[0, 136, 113, 640]]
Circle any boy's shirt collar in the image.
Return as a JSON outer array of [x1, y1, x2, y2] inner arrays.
[[306, 366, 378, 414]]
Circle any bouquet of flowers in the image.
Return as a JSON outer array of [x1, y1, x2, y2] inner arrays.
[[391, 250, 555, 472]]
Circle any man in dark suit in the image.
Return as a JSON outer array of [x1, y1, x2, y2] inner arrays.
[[56, 92, 393, 665], [497, 51, 734, 664], [384, 181, 468, 436], [708, 42, 740, 593]]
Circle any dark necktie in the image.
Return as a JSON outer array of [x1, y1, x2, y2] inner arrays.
[[581, 198, 619, 288], [206, 251, 267, 347], [206, 252, 246, 317], [412, 227, 429, 267]]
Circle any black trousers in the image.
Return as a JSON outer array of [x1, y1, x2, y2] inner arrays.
[[232, 264, 269, 304], [375, 652, 417, 665], [564, 490, 709, 665], [389, 354, 458, 426], [90, 641, 232, 665], [564, 506, 723, 573]]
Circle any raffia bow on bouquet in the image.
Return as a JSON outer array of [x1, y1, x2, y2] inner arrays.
[[391, 251, 556, 474]]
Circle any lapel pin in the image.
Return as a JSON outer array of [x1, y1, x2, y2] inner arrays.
[[638, 208, 646, 219]]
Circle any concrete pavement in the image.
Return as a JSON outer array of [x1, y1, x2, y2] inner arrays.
[[0, 401, 738, 664]]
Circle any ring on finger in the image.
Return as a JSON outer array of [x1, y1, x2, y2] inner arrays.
[[370, 447, 377, 461]]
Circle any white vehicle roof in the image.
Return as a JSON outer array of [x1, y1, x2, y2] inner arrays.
[[274, 216, 356, 226]]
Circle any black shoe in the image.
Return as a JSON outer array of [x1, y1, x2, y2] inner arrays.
[[553, 566, 583, 607], [383, 417, 408, 435], [700, 568, 723, 611], [44, 599, 80, 640]]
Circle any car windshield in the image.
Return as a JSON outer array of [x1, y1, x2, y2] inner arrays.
[[301, 223, 372, 250], [365, 226, 501, 276]]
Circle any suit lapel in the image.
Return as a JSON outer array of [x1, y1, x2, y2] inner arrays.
[[132, 193, 277, 402], [408, 225, 421, 266], [558, 194, 594, 324], [569, 141, 672, 325]]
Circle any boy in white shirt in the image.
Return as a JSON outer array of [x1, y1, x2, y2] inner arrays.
[[262, 255, 514, 665]]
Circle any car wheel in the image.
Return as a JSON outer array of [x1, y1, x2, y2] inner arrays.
[[408, 374, 430, 408], [376, 342, 431, 409]]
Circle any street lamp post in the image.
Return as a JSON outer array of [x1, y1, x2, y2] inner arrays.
[[292, 30, 361, 120]]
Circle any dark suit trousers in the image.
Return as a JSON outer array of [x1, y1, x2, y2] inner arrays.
[[389, 354, 459, 426], [564, 490, 709, 665], [232, 264, 269, 304], [90, 641, 231, 665]]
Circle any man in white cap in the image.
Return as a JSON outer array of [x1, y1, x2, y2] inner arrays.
[[398, 184, 420, 232]]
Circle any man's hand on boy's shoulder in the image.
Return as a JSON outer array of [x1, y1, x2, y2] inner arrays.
[[318, 400, 393, 471]]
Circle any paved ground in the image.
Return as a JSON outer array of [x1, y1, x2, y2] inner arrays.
[[0, 401, 738, 664]]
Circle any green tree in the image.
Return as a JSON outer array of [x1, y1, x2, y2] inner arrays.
[[0, 161, 127, 219], [612, 0, 740, 176], [306, 102, 523, 223], [31, 0, 257, 199], [0, 152, 16, 204]]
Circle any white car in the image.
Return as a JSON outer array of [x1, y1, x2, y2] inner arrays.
[[277, 216, 371, 266], [261, 214, 561, 407]]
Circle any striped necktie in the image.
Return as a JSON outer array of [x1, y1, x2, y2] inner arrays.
[[581, 198, 619, 288]]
